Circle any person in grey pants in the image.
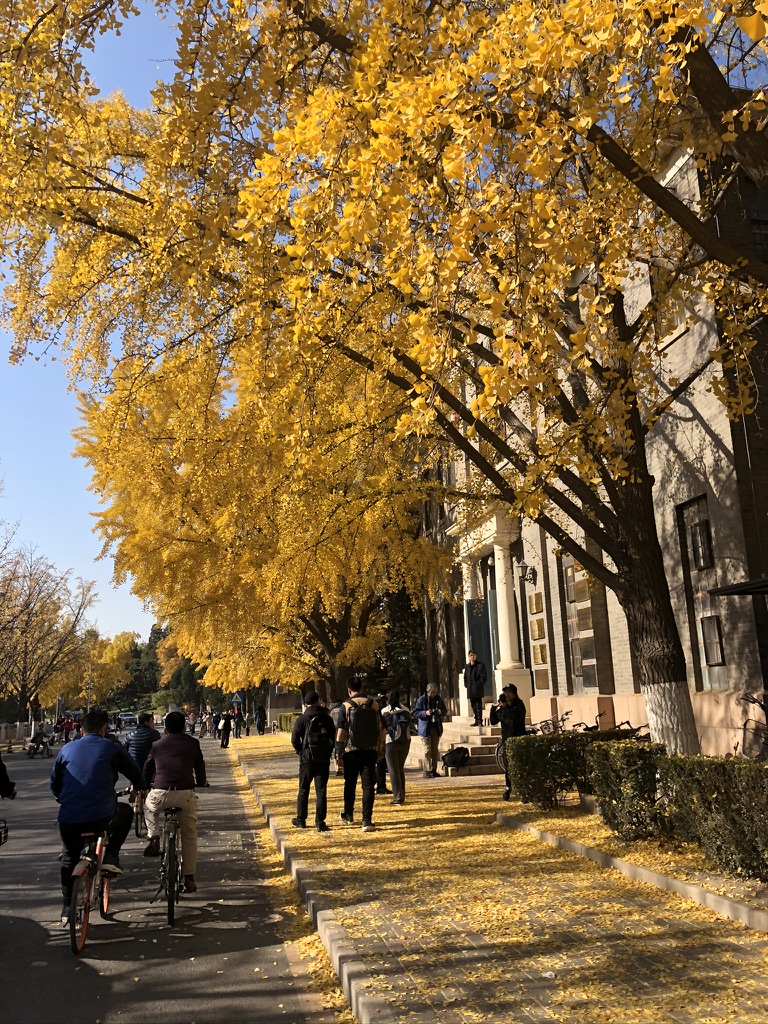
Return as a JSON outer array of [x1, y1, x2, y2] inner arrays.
[[381, 689, 412, 805]]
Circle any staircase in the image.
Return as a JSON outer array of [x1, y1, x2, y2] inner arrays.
[[404, 716, 504, 777]]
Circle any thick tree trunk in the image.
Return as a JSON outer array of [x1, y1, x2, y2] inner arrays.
[[617, 532, 700, 755]]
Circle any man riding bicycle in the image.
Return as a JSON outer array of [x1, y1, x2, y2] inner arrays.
[[51, 710, 147, 925], [143, 711, 208, 894]]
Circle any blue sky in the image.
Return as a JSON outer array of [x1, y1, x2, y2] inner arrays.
[[0, 4, 177, 641]]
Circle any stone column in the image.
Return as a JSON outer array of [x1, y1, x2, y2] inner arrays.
[[493, 541, 531, 695], [458, 558, 478, 719]]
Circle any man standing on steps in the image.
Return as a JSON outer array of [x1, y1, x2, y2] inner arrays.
[[464, 650, 488, 727], [335, 677, 386, 833]]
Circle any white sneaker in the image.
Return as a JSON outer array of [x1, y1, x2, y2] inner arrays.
[[361, 821, 376, 833]]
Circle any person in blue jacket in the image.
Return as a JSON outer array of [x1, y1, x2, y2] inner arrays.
[[51, 710, 146, 925], [413, 683, 448, 778]]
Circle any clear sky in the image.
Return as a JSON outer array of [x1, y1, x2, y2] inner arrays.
[[0, 3, 177, 642]]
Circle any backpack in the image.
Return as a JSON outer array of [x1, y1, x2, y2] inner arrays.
[[441, 746, 470, 771], [302, 714, 335, 762], [388, 709, 411, 743], [345, 698, 380, 750]]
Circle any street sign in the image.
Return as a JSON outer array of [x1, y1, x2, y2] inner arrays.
[[231, 692, 243, 706]]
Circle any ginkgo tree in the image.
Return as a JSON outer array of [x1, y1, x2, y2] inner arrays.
[[74, 347, 452, 700], [2, 0, 768, 750]]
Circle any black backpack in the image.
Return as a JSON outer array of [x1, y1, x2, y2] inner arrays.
[[441, 746, 470, 771], [346, 698, 380, 750], [302, 714, 335, 762]]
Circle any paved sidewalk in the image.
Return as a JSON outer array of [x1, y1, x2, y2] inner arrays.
[[231, 734, 768, 1024]]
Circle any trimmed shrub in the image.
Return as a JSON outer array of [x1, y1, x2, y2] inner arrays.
[[278, 713, 300, 733], [659, 755, 768, 879], [586, 740, 666, 840], [505, 731, 631, 810]]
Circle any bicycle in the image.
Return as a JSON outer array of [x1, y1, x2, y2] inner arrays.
[[151, 806, 183, 925], [68, 827, 113, 954], [739, 694, 768, 760], [133, 790, 148, 838], [572, 711, 607, 732], [27, 737, 54, 758], [614, 720, 651, 741], [530, 710, 573, 735]]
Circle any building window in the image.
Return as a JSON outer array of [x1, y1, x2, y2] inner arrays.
[[560, 553, 598, 694], [677, 496, 727, 690], [701, 615, 725, 667], [690, 520, 714, 570]]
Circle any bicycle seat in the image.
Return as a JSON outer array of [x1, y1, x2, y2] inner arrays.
[[163, 806, 182, 815]]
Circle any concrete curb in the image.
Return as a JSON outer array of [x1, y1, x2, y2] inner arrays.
[[236, 758, 398, 1024], [497, 812, 768, 933]]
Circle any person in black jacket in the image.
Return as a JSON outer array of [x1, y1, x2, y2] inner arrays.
[[123, 713, 161, 769], [291, 692, 336, 832], [0, 753, 16, 800], [490, 684, 527, 800], [464, 650, 488, 726]]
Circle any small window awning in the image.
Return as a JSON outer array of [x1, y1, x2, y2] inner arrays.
[[709, 578, 768, 596]]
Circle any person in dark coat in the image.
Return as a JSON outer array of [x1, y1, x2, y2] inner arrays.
[[489, 683, 527, 800], [464, 650, 488, 726], [413, 683, 448, 778], [220, 711, 233, 748], [290, 692, 336, 832], [255, 705, 267, 735]]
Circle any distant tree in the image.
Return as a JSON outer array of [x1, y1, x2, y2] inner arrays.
[[367, 590, 427, 708]]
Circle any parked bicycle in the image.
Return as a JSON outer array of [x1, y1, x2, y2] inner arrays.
[[614, 720, 651, 740], [572, 711, 606, 732], [529, 710, 573, 735], [739, 693, 768, 760], [151, 806, 183, 925], [68, 827, 113, 954]]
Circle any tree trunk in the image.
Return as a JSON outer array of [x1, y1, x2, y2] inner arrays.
[[618, 549, 700, 755]]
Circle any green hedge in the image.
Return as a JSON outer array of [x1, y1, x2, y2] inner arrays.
[[586, 740, 666, 840], [659, 755, 768, 878], [505, 731, 635, 811], [278, 713, 300, 733]]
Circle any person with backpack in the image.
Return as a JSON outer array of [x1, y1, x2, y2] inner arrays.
[[335, 677, 386, 832], [489, 683, 528, 800], [290, 692, 336, 832], [374, 688, 392, 794], [413, 682, 448, 778], [380, 689, 412, 806]]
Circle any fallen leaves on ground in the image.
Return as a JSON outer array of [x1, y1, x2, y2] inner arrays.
[[233, 734, 768, 1024]]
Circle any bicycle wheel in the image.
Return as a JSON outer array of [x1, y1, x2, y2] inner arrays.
[[134, 794, 147, 838], [69, 872, 91, 954], [166, 832, 178, 926], [43, 745, 53, 757], [99, 873, 111, 918], [495, 740, 506, 773]]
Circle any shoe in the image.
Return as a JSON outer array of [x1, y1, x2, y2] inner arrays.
[[423, 771, 432, 778], [183, 875, 197, 893], [316, 822, 330, 832], [428, 771, 440, 778], [340, 812, 354, 825], [101, 852, 123, 874], [291, 817, 306, 828], [361, 821, 376, 833], [60, 902, 70, 926], [376, 788, 392, 795], [391, 799, 404, 805], [144, 836, 161, 857], [502, 790, 511, 801]]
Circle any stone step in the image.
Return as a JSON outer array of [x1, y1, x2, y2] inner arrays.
[[446, 763, 505, 777]]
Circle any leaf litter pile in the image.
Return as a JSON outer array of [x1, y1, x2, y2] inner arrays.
[[235, 735, 768, 1023]]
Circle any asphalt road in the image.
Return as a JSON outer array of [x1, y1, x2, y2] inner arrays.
[[0, 741, 330, 1024]]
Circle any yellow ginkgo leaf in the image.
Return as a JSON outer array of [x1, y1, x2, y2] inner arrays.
[[735, 11, 765, 40]]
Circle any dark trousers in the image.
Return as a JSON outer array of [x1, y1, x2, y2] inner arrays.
[[385, 740, 410, 803], [59, 803, 133, 900], [376, 756, 388, 791], [470, 698, 483, 724], [220, 731, 230, 748], [296, 759, 330, 824], [342, 749, 377, 822]]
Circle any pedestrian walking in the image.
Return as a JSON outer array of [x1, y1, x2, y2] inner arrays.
[[234, 708, 243, 739], [212, 712, 221, 740], [290, 692, 336, 832], [220, 711, 232, 748], [380, 689, 412, 805], [375, 688, 391, 794], [413, 682, 447, 778], [464, 650, 488, 726], [255, 705, 267, 735], [335, 677, 386, 832]]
